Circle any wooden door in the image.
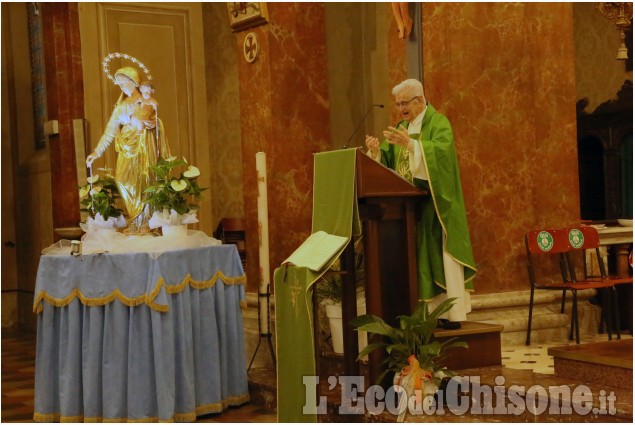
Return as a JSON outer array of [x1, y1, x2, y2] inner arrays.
[[78, 2, 212, 232]]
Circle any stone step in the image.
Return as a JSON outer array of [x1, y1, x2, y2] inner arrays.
[[248, 367, 277, 411], [548, 338, 633, 389], [434, 321, 503, 371], [468, 289, 601, 346]]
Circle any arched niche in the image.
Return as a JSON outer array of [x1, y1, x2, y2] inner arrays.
[[576, 80, 633, 220], [577, 136, 606, 220]]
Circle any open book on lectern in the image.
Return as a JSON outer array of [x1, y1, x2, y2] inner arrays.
[[283, 231, 348, 272]]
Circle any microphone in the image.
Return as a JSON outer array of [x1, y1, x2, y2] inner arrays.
[[343, 104, 384, 149]]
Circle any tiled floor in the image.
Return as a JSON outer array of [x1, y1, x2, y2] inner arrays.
[[501, 332, 633, 375], [1, 332, 36, 423]]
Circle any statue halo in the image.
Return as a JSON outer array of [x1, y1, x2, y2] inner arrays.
[[102, 52, 152, 85]]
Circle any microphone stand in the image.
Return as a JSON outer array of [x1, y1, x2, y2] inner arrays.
[[342, 104, 384, 149]]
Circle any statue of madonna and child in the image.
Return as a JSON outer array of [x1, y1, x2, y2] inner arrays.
[[57, 53, 216, 255], [85, 54, 170, 235]]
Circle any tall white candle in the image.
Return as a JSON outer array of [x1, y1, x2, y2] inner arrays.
[[256, 152, 271, 334]]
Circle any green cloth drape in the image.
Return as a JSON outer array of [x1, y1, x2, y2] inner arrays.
[[274, 148, 359, 422]]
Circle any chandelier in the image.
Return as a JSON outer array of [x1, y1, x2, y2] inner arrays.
[[597, 2, 633, 60]]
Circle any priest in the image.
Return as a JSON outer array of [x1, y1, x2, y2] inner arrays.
[[365, 78, 477, 328]]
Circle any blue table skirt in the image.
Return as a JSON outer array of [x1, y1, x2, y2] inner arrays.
[[33, 245, 249, 422]]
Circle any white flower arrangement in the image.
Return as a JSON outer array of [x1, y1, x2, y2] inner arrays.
[[78, 174, 125, 226], [143, 156, 206, 228]]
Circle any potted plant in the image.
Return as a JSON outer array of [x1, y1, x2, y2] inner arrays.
[[144, 156, 205, 235], [314, 245, 367, 355], [78, 173, 126, 231], [351, 298, 467, 422]]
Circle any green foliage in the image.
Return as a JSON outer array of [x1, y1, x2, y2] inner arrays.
[[314, 238, 366, 304], [79, 175, 123, 220], [143, 157, 206, 215], [350, 298, 468, 385], [314, 270, 344, 304]]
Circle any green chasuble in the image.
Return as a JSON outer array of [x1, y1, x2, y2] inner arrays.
[[378, 104, 477, 300], [274, 149, 360, 422]]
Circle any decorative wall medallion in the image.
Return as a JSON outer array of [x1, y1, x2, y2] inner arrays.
[[243, 32, 259, 63]]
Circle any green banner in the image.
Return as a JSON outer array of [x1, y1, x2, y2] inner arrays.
[[274, 148, 358, 422]]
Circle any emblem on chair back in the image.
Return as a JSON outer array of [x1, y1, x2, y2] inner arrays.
[[568, 229, 584, 249], [526, 229, 571, 254], [537, 231, 554, 252], [576, 226, 601, 250]]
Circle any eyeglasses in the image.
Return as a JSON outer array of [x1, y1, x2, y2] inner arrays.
[[393, 96, 420, 109]]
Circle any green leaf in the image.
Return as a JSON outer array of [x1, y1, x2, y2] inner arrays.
[[427, 298, 458, 320], [427, 341, 442, 356], [356, 342, 386, 360], [374, 369, 393, 386], [350, 315, 395, 337], [385, 343, 409, 355], [439, 338, 468, 350]]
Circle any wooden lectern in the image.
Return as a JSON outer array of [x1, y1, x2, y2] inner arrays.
[[339, 149, 429, 386]]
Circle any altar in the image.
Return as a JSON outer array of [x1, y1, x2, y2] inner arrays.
[[32, 242, 250, 422], [597, 224, 633, 278]]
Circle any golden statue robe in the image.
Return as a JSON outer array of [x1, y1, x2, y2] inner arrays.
[[94, 96, 170, 225]]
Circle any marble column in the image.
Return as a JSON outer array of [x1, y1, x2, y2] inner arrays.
[[42, 3, 83, 237]]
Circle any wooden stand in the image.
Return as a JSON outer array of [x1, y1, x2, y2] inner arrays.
[[339, 150, 429, 386]]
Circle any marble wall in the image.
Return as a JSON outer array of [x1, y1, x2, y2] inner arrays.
[[422, 3, 580, 294], [387, 3, 407, 124], [573, 3, 633, 112], [236, 3, 331, 291], [202, 4, 245, 231]]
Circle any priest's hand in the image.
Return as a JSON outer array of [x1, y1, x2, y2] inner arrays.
[[383, 126, 411, 149], [365, 135, 380, 157]]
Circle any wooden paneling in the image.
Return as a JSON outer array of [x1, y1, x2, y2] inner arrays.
[[79, 2, 212, 232], [2, 3, 53, 331], [1, 3, 19, 329]]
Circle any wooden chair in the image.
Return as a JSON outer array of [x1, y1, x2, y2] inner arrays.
[[214, 218, 246, 270], [525, 228, 616, 345], [578, 226, 632, 336]]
